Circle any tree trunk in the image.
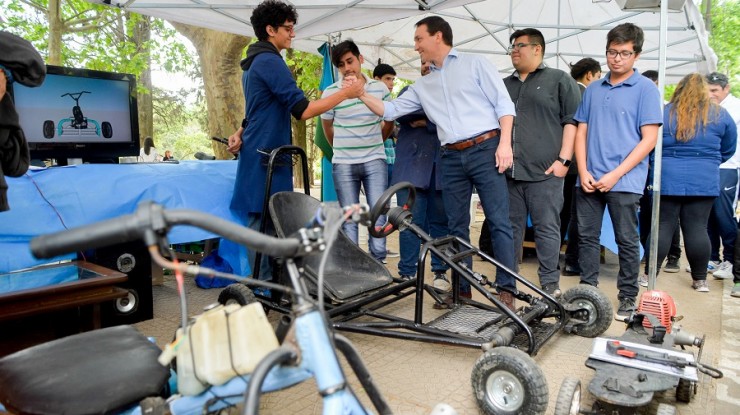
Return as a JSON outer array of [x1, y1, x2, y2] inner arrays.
[[47, 0, 63, 65], [133, 15, 153, 142], [171, 23, 249, 160]]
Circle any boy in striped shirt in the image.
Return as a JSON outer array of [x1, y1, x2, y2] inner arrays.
[[321, 40, 394, 262]]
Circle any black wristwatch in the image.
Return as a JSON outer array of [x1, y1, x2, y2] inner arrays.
[[557, 157, 572, 167]]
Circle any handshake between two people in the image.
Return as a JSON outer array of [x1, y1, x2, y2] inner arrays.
[[342, 75, 365, 99]]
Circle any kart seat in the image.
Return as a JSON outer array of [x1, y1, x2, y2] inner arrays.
[[0, 325, 169, 415], [73, 105, 84, 123], [269, 191, 393, 302]]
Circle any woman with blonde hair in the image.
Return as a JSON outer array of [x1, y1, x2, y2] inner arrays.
[[643, 73, 737, 292]]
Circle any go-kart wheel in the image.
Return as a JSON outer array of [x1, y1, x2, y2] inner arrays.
[[368, 181, 415, 238], [676, 378, 693, 403], [561, 285, 613, 338], [471, 346, 548, 415], [218, 283, 257, 306], [656, 403, 677, 415], [102, 122, 113, 138], [43, 120, 55, 138], [553, 377, 581, 415]]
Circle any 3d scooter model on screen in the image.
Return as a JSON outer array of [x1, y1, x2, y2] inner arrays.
[[43, 90, 112, 139]]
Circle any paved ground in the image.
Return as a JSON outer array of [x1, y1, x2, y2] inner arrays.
[[135, 217, 740, 414]]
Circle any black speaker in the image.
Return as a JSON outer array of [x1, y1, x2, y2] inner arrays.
[[85, 242, 154, 326]]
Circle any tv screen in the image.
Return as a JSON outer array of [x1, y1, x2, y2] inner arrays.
[[11, 65, 140, 163]]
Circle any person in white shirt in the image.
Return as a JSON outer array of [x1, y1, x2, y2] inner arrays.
[[704, 72, 740, 280], [138, 136, 159, 162]]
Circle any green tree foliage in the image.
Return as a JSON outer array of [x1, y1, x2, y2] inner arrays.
[[0, 0, 192, 76], [706, 0, 740, 94]]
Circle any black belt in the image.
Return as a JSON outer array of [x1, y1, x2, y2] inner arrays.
[[444, 129, 499, 151]]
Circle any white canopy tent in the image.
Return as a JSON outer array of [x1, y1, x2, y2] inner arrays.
[[94, 0, 716, 83]]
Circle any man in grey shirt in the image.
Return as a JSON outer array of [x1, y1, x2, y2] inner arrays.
[[503, 28, 581, 296]]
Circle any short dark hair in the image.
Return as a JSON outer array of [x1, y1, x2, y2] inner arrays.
[[510, 28, 546, 54], [416, 16, 453, 46], [706, 72, 729, 88], [642, 70, 659, 82], [331, 40, 361, 67], [373, 63, 396, 79], [250, 0, 298, 42], [570, 58, 601, 80], [607, 23, 644, 54]]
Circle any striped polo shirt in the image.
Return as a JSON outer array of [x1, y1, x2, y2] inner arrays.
[[321, 73, 391, 164]]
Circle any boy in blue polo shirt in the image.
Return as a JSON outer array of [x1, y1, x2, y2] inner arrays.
[[573, 23, 663, 321]]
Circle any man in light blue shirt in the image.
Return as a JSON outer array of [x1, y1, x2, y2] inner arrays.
[[351, 16, 518, 310]]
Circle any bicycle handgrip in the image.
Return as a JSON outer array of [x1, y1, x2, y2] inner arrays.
[[30, 212, 146, 259]]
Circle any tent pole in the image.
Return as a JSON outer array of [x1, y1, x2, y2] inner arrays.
[[646, 0, 669, 291]]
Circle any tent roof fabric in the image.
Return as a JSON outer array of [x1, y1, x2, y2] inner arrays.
[[96, 0, 715, 82]]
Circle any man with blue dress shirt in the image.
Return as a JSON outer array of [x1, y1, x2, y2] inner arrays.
[[351, 16, 518, 310]]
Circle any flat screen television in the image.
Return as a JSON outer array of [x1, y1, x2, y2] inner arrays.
[[10, 65, 140, 164]]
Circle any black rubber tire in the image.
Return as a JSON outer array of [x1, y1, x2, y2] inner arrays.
[[218, 283, 257, 306], [562, 284, 613, 337], [676, 378, 693, 403], [43, 120, 55, 138], [368, 181, 415, 238], [101, 121, 113, 138], [553, 377, 581, 415], [471, 346, 548, 415], [656, 403, 677, 415]]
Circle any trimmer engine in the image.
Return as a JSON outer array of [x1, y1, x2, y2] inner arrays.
[[638, 290, 677, 333]]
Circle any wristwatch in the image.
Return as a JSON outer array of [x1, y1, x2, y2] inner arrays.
[[557, 157, 572, 167]]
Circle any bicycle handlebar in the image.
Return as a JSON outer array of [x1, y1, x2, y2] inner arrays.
[[30, 202, 307, 260]]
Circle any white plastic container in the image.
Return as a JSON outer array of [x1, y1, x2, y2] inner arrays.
[[174, 303, 279, 393]]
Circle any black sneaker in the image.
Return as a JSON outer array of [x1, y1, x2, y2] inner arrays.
[[664, 256, 680, 273], [399, 274, 414, 281], [541, 283, 561, 297], [614, 297, 636, 321]]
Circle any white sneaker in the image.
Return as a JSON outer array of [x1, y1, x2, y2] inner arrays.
[[713, 261, 733, 279], [686, 260, 720, 273], [433, 272, 451, 291], [638, 274, 649, 287]]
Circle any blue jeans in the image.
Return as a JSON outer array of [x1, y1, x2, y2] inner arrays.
[[333, 159, 388, 261], [508, 178, 564, 286], [440, 137, 516, 292], [708, 168, 738, 263], [396, 187, 450, 277], [576, 189, 641, 300], [247, 212, 272, 281]]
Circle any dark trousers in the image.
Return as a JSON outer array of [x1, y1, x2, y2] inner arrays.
[[563, 175, 579, 267], [440, 137, 516, 292], [508, 178, 564, 286], [656, 196, 715, 281], [577, 189, 641, 300], [708, 168, 739, 263], [640, 186, 681, 268]]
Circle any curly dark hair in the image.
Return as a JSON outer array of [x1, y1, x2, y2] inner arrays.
[[251, 0, 298, 42]]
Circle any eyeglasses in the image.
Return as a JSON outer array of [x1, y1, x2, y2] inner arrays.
[[606, 49, 635, 59], [508, 43, 538, 53], [277, 24, 295, 33]]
